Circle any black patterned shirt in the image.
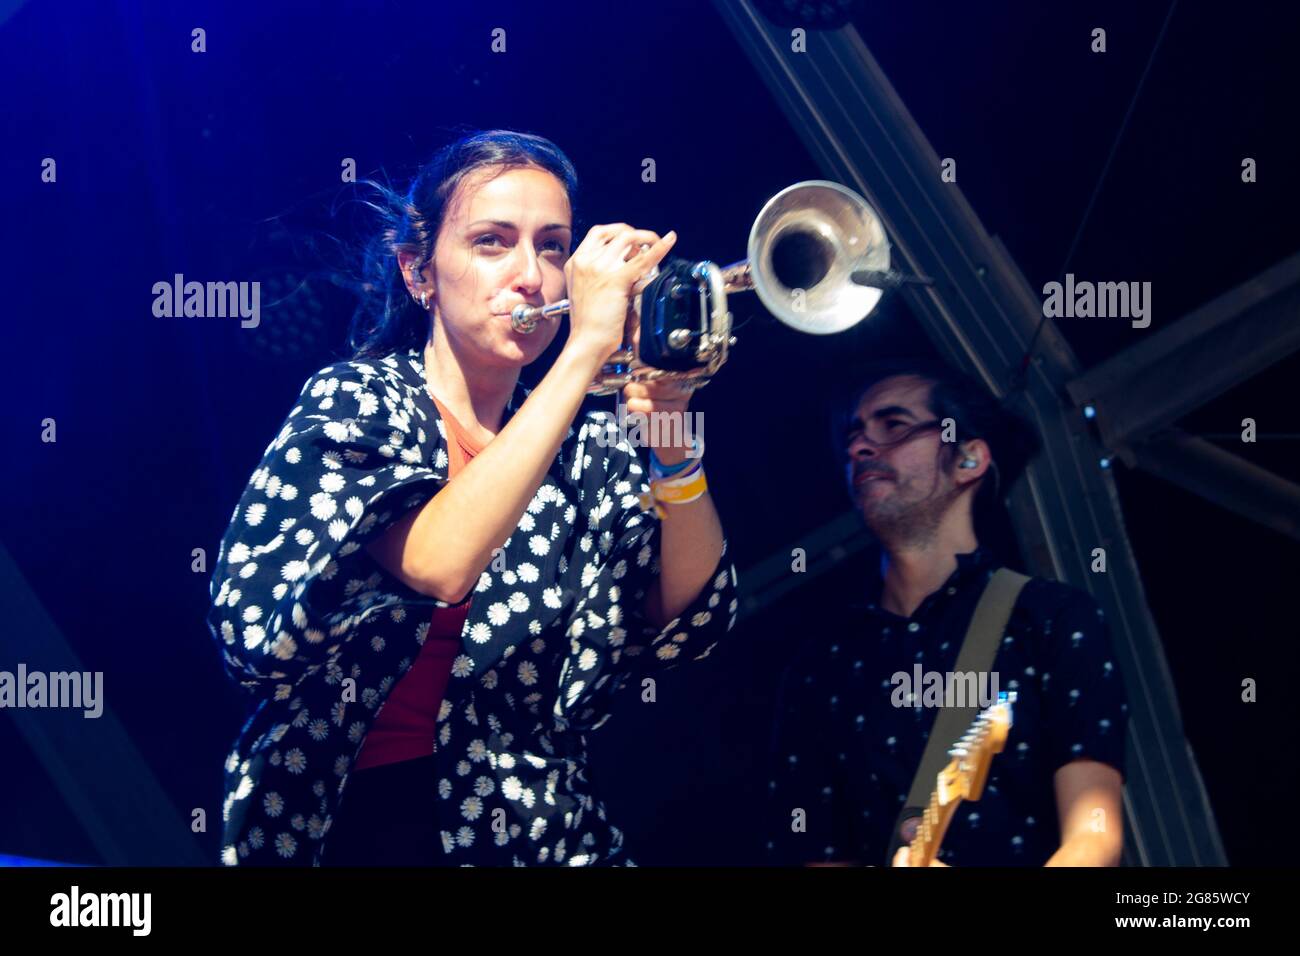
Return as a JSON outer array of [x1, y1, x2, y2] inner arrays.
[[208, 346, 738, 866], [764, 546, 1127, 866]]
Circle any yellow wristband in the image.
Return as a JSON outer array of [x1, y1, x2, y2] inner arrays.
[[653, 468, 707, 504], [637, 468, 708, 518]]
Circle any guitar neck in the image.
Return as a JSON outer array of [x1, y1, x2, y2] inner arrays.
[[905, 692, 1015, 867], [909, 788, 962, 867]]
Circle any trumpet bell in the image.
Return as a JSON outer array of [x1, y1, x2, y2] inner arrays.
[[746, 179, 890, 335], [507, 177, 895, 394]]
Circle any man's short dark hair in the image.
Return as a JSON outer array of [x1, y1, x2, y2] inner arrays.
[[831, 357, 1043, 520]]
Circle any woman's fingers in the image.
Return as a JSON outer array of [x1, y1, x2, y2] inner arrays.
[[598, 228, 665, 267], [582, 225, 674, 264], [622, 379, 695, 412], [624, 229, 676, 272], [581, 223, 631, 247], [597, 223, 633, 244], [578, 223, 643, 258], [618, 228, 666, 256]]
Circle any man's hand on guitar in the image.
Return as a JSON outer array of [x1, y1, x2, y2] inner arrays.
[[892, 846, 950, 867]]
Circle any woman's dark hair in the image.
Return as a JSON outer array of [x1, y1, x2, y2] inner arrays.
[[831, 356, 1043, 521], [346, 129, 579, 360]]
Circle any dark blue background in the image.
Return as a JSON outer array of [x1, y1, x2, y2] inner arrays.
[[1, 0, 1295, 865]]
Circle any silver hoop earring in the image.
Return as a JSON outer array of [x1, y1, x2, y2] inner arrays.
[[419, 291, 429, 310]]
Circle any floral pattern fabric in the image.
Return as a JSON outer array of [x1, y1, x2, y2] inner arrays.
[[208, 346, 738, 865]]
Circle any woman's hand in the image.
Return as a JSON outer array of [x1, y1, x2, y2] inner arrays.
[[622, 376, 693, 418], [622, 376, 696, 465], [563, 224, 676, 369]]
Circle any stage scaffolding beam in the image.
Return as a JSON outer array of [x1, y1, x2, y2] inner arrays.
[[716, 0, 1227, 865], [1067, 251, 1300, 449]]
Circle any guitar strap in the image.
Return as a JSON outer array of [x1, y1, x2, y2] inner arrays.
[[885, 566, 1031, 864]]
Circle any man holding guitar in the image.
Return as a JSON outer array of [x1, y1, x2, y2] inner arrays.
[[763, 358, 1128, 867]]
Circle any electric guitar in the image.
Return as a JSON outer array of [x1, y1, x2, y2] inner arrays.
[[906, 691, 1016, 867]]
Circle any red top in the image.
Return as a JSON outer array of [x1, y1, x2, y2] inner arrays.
[[353, 393, 486, 771]]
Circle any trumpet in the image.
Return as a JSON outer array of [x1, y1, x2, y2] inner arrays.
[[510, 180, 895, 396]]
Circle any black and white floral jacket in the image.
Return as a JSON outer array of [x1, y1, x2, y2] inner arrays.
[[207, 346, 738, 866]]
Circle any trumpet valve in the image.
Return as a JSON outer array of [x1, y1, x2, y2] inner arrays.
[[666, 328, 693, 351]]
